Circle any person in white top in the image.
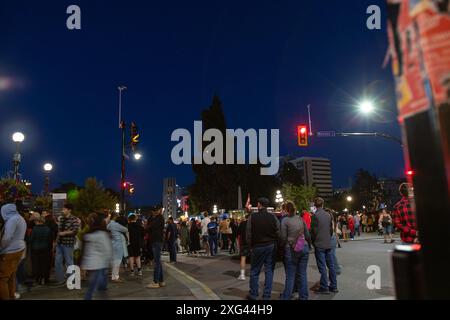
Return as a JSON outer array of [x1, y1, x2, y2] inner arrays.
[[200, 212, 211, 256]]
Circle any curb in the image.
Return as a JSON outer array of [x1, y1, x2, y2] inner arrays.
[[164, 262, 221, 300]]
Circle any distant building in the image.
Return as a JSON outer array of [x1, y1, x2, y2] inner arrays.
[[290, 157, 333, 199], [162, 177, 177, 220]]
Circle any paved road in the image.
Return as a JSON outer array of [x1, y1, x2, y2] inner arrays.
[[20, 234, 398, 300]]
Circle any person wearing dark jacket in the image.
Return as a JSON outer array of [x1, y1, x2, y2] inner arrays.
[[165, 217, 178, 263], [127, 214, 144, 276], [146, 209, 165, 288], [229, 218, 238, 255], [310, 197, 338, 294], [189, 219, 201, 254], [246, 198, 280, 300], [29, 216, 52, 285]]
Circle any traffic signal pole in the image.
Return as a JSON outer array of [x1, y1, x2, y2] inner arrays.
[[118, 86, 127, 215], [121, 121, 126, 215]]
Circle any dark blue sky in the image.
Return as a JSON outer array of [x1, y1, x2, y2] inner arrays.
[[0, 0, 405, 205]]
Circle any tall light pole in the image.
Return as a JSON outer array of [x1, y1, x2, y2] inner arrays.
[[118, 85, 127, 215], [12, 132, 25, 182], [43, 163, 53, 195]]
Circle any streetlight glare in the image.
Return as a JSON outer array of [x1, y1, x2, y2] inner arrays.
[[358, 100, 375, 114], [43, 163, 53, 172], [12, 132, 25, 143], [134, 153, 142, 160], [346, 196, 353, 202]]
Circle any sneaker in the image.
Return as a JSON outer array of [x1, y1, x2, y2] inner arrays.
[[237, 275, 246, 281], [130, 271, 135, 277], [111, 278, 124, 283], [159, 282, 166, 287], [329, 287, 339, 293], [146, 282, 161, 289], [14, 292, 20, 299], [137, 270, 143, 276], [313, 288, 330, 294]]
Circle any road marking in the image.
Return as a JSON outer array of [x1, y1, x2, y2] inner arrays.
[[164, 262, 220, 300]]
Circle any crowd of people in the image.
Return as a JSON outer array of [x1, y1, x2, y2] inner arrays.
[[0, 183, 417, 300]]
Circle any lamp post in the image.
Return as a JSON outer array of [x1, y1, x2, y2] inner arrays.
[[118, 85, 127, 215], [346, 196, 353, 213], [275, 190, 284, 207], [12, 132, 25, 182], [43, 163, 53, 195]]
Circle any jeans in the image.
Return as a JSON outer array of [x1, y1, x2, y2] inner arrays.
[[168, 241, 177, 262], [330, 235, 341, 274], [249, 243, 275, 300], [208, 234, 218, 256], [84, 268, 108, 300], [355, 224, 361, 236], [152, 242, 164, 283], [314, 247, 338, 291], [55, 244, 74, 283], [282, 245, 309, 300]]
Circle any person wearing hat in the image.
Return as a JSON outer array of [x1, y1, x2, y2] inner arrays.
[[246, 197, 280, 300]]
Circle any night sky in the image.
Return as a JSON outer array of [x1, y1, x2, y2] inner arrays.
[[0, 0, 405, 206]]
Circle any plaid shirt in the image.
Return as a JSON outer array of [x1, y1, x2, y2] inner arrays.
[[57, 215, 81, 247], [393, 196, 417, 244]]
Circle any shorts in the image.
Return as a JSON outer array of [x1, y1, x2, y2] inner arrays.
[[239, 245, 249, 257], [127, 245, 141, 257]]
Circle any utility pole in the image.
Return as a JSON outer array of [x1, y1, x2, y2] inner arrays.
[[118, 85, 127, 215]]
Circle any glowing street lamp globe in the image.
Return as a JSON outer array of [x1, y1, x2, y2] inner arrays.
[[12, 132, 25, 143], [134, 153, 142, 160], [358, 100, 375, 114], [43, 163, 53, 172], [346, 196, 353, 202]]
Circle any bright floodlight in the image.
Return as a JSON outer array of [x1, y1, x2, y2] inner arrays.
[[134, 153, 142, 160], [43, 163, 53, 172], [358, 100, 375, 114], [346, 196, 353, 202], [12, 132, 25, 143]]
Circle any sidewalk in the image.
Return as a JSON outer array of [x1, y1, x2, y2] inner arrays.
[[19, 256, 198, 300]]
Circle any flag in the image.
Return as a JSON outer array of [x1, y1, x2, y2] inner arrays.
[[245, 193, 251, 211]]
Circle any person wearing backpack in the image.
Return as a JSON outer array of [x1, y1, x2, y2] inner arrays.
[[207, 217, 219, 256], [280, 201, 311, 300], [379, 209, 394, 243]]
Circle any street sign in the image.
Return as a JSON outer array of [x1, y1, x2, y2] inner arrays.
[[316, 131, 336, 137]]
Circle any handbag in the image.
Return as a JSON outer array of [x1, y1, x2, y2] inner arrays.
[[293, 235, 305, 253]]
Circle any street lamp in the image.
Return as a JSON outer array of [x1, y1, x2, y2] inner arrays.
[[346, 196, 353, 202], [43, 163, 53, 195], [12, 132, 25, 182], [134, 152, 142, 160], [358, 100, 375, 114], [213, 205, 218, 214], [275, 190, 284, 204]]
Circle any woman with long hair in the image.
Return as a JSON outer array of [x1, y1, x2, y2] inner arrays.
[[280, 201, 311, 300]]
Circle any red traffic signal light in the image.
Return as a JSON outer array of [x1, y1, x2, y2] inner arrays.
[[297, 125, 308, 146]]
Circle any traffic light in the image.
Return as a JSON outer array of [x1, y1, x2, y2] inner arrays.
[[297, 125, 308, 146], [131, 122, 140, 151], [129, 184, 135, 195]]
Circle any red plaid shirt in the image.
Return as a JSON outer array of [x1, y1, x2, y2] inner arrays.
[[393, 196, 418, 244]]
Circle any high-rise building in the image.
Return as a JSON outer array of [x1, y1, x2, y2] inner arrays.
[[162, 177, 177, 220], [290, 157, 333, 199]]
